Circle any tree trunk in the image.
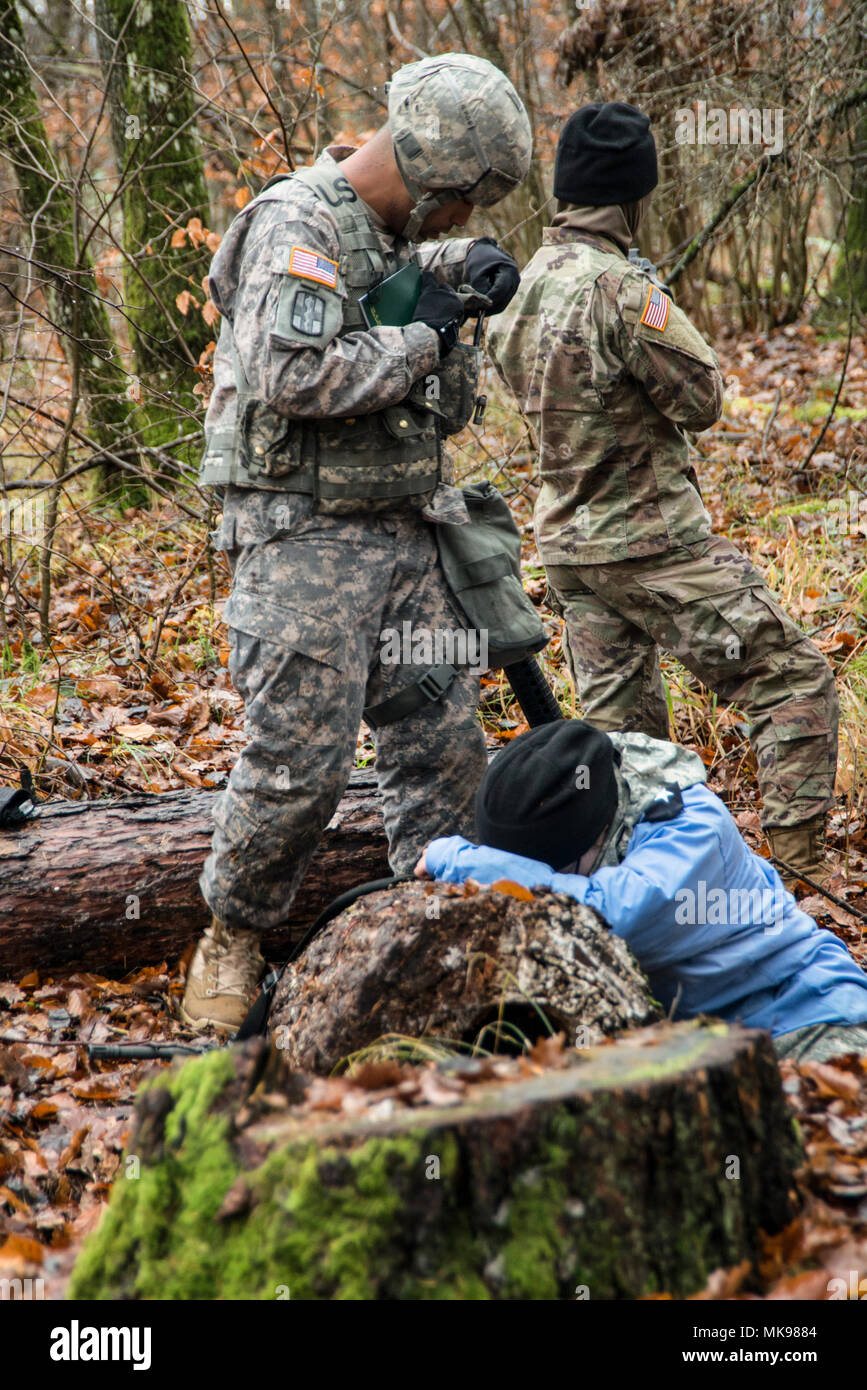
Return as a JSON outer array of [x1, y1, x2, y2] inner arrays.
[[67, 1021, 803, 1300], [0, 771, 390, 977], [830, 110, 867, 318], [271, 880, 661, 1071], [0, 2, 135, 483], [95, 0, 212, 491]]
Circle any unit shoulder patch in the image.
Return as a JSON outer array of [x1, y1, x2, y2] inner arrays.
[[287, 244, 339, 288], [639, 284, 670, 332], [290, 288, 326, 336]]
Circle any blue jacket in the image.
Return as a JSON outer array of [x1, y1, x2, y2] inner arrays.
[[425, 784, 867, 1037]]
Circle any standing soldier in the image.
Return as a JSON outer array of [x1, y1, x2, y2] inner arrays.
[[489, 102, 838, 887], [182, 54, 531, 1031]]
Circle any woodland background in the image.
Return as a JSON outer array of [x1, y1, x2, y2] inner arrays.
[[0, 0, 866, 1299]]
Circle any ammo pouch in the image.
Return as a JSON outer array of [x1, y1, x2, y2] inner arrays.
[[435, 481, 549, 668], [311, 402, 440, 516], [238, 395, 307, 481], [405, 342, 481, 437]]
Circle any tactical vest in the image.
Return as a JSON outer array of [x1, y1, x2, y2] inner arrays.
[[201, 159, 457, 514]]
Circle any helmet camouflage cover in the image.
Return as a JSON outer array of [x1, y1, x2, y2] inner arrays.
[[388, 53, 532, 238]]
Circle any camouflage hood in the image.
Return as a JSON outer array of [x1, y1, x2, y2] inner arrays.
[[594, 732, 708, 869]]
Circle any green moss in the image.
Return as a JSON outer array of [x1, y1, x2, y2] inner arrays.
[[69, 1024, 800, 1301], [498, 1129, 573, 1299], [71, 1052, 487, 1300], [68, 1049, 238, 1299], [0, 0, 135, 500], [827, 113, 867, 320], [100, 0, 212, 462]]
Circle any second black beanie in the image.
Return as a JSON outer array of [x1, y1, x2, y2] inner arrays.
[[475, 720, 619, 872], [553, 101, 658, 206]]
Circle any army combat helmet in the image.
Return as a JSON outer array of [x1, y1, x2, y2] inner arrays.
[[388, 53, 532, 239]]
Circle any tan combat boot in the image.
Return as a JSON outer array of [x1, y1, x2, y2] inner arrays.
[[181, 915, 265, 1034], [766, 814, 830, 890]]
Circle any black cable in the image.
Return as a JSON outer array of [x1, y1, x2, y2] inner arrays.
[[233, 874, 412, 1040]]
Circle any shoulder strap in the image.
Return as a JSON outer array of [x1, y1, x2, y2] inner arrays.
[[291, 160, 409, 327], [291, 161, 382, 255]]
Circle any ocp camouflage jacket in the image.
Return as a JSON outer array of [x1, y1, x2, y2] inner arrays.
[[488, 212, 725, 565]]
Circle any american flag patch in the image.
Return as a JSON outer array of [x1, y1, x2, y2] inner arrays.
[[639, 284, 670, 331], [287, 245, 339, 289]]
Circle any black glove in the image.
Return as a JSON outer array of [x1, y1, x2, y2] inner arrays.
[[411, 270, 466, 357], [464, 237, 520, 313]]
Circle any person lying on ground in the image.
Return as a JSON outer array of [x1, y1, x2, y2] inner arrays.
[[414, 721, 867, 1064]]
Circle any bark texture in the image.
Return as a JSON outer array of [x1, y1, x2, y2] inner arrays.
[[95, 0, 212, 475], [0, 771, 389, 976], [270, 880, 661, 1071], [68, 1022, 803, 1300], [0, 1, 133, 460]]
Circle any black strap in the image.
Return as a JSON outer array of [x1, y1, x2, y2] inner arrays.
[[363, 662, 458, 729], [0, 769, 37, 830]]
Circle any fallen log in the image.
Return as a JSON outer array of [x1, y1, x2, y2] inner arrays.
[[0, 770, 390, 977], [68, 1022, 803, 1300], [271, 880, 661, 1071]]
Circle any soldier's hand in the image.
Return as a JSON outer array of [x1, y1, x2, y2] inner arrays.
[[412, 270, 466, 357], [465, 237, 520, 313]]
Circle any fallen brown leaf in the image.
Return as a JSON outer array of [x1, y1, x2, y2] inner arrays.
[[800, 1061, 862, 1101]]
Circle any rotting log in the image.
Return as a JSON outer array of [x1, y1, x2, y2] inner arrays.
[[270, 880, 661, 1071], [67, 1022, 803, 1301], [0, 770, 389, 977]]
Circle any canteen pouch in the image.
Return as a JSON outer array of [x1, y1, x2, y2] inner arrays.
[[434, 480, 549, 667]]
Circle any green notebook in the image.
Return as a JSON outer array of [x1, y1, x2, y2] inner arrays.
[[359, 262, 422, 328]]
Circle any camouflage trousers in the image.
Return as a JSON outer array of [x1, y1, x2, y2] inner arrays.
[[545, 534, 838, 830], [200, 487, 487, 934], [773, 1022, 867, 1064]]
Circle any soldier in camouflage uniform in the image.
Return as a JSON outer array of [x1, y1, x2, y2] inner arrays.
[[182, 54, 532, 1031], [489, 102, 838, 887]]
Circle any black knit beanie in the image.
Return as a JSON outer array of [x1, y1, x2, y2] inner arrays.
[[475, 721, 620, 872], [553, 102, 658, 205]]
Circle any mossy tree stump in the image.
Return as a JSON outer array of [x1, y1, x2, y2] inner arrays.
[[69, 1022, 802, 1300], [270, 880, 661, 1071]]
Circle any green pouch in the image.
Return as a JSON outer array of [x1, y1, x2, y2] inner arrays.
[[434, 481, 549, 667]]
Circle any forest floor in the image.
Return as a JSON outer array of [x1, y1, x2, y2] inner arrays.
[[1, 320, 866, 1299]]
